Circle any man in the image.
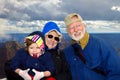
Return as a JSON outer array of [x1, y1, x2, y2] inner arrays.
[[63, 13, 120, 80]]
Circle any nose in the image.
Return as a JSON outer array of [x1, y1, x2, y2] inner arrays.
[[74, 26, 78, 32], [33, 48, 37, 52]]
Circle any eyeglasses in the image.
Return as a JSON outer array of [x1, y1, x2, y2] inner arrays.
[[68, 23, 84, 30], [47, 35, 60, 42]]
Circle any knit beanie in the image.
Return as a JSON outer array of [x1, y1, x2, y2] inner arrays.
[[42, 21, 62, 39], [24, 31, 44, 50]]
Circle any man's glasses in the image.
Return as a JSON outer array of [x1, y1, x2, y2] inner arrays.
[[47, 35, 60, 42], [68, 23, 84, 30]]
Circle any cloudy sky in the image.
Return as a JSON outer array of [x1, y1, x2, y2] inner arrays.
[[0, 0, 120, 21], [0, 0, 120, 38]]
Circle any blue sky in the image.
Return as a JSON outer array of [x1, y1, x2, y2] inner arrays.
[[0, 0, 120, 39]]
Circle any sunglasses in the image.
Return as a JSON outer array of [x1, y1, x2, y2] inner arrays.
[[47, 35, 60, 42]]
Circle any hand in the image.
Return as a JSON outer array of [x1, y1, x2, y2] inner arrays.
[[32, 69, 44, 80], [19, 68, 31, 80]]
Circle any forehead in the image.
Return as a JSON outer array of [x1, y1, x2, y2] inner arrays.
[[68, 21, 82, 27], [29, 43, 38, 47], [46, 30, 61, 38], [47, 30, 58, 35]]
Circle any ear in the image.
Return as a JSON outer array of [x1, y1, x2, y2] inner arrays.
[[82, 23, 86, 29]]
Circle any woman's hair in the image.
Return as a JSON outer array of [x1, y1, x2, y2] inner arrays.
[[25, 39, 34, 51]]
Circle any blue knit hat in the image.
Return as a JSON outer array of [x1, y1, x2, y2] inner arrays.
[[42, 21, 62, 39]]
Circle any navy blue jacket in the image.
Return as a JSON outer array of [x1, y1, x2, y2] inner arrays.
[[63, 35, 120, 80], [10, 48, 55, 76]]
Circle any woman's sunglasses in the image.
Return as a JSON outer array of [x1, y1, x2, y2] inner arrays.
[[47, 35, 60, 42]]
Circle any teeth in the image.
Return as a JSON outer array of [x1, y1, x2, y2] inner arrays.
[[49, 42, 53, 45], [75, 32, 81, 36]]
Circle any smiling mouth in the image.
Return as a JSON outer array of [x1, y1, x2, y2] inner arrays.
[[33, 54, 37, 58]]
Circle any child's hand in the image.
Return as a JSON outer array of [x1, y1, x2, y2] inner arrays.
[[32, 69, 44, 80], [19, 68, 31, 80]]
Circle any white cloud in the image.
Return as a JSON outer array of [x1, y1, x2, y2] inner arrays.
[[85, 20, 120, 33], [0, 0, 63, 21], [111, 6, 120, 12], [0, 19, 47, 33], [1, 0, 120, 21], [0, 19, 11, 39], [0, 18, 120, 35]]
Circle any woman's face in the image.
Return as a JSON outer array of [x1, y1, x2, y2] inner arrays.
[[45, 30, 60, 49], [28, 43, 41, 58]]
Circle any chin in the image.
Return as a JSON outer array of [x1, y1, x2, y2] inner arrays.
[[72, 37, 81, 41], [71, 34, 84, 41], [48, 46, 53, 49]]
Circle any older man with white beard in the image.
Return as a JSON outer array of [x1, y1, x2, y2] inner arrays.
[[63, 13, 120, 80]]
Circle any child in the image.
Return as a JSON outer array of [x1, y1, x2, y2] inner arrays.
[[10, 31, 56, 80]]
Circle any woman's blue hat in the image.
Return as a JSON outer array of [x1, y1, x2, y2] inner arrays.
[[42, 21, 62, 38]]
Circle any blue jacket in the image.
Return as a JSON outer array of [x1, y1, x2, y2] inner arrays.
[[10, 48, 55, 76], [63, 35, 120, 80]]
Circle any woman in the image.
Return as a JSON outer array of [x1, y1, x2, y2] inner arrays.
[[42, 21, 72, 80]]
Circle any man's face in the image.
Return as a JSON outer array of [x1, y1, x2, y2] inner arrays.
[[67, 21, 86, 41]]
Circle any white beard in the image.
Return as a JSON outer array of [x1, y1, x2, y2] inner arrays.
[[70, 28, 86, 41]]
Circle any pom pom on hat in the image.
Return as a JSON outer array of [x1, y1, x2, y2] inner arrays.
[[64, 13, 83, 26]]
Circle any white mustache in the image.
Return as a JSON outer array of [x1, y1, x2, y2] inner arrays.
[[71, 29, 85, 41]]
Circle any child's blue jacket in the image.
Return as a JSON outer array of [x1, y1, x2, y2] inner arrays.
[[10, 48, 55, 76]]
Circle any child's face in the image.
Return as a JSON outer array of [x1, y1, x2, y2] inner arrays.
[[28, 43, 42, 58]]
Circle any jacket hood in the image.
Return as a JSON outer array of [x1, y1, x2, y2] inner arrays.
[[42, 21, 62, 38]]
